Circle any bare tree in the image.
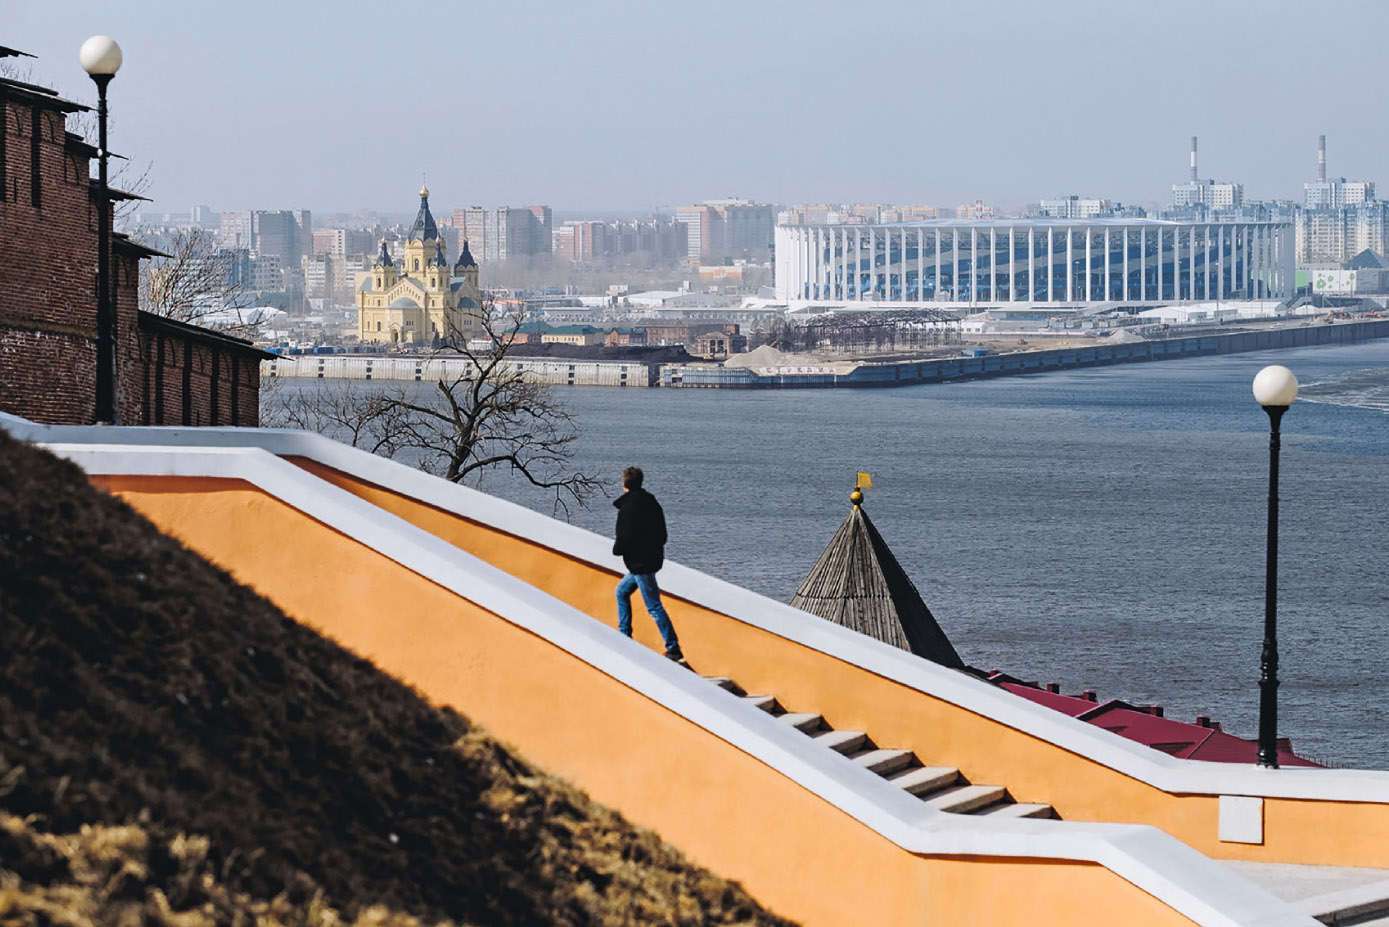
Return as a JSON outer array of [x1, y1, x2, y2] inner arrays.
[[264, 296, 602, 514], [139, 227, 254, 334]]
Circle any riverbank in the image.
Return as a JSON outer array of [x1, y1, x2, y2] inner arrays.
[[261, 319, 1389, 389]]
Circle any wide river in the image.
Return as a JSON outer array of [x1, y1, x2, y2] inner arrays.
[[273, 340, 1389, 768]]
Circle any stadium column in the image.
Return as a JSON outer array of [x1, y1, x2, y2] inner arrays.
[[903, 227, 909, 303], [1157, 228, 1165, 301], [990, 228, 998, 304], [1217, 225, 1225, 301], [827, 226, 838, 298], [1103, 227, 1111, 302], [1028, 226, 1035, 303], [1122, 226, 1129, 301], [1066, 226, 1074, 302], [952, 228, 959, 306], [850, 227, 861, 301], [1085, 225, 1092, 302], [934, 228, 941, 304], [869, 226, 877, 301], [1140, 227, 1147, 302], [917, 228, 924, 304], [1048, 227, 1054, 302], [972, 227, 983, 304], [1188, 225, 1196, 302]]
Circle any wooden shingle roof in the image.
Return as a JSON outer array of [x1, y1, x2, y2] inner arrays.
[[789, 499, 964, 669]]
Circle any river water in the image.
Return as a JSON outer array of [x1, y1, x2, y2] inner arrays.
[[271, 340, 1389, 768]]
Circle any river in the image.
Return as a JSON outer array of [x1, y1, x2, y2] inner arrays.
[[270, 339, 1389, 768]]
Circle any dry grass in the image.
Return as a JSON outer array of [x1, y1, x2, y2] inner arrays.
[[0, 429, 795, 927]]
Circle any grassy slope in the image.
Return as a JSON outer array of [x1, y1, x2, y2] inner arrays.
[[0, 429, 794, 927]]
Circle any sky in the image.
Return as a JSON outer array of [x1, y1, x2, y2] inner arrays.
[[8, 0, 1388, 217]]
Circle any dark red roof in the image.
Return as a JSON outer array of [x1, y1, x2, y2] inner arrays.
[[989, 673, 1321, 767]]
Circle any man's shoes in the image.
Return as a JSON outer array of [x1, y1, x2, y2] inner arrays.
[[664, 646, 684, 662]]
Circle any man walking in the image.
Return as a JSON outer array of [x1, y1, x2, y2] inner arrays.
[[612, 466, 683, 661]]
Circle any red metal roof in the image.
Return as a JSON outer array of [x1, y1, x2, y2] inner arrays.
[[988, 673, 1321, 768]]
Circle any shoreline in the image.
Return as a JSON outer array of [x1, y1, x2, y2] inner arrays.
[[263, 318, 1389, 389]]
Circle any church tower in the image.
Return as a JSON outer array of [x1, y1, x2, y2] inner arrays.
[[356, 183, 486, 346]]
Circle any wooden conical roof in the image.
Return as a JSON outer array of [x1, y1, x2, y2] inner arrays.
[[789, 501, 964, 669]]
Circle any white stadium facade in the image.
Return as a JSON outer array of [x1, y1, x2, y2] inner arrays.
[[773, 218, 1295, 311]]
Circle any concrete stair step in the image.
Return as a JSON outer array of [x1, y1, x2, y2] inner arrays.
[[925, 784, 1008, 815], [885, 765, 961, 796], [975, 801, 1055, 819], [742, 694, 777, 713], [850, 748, 917, 777], [814, 728, 869, 755], [777, 711, 825, 733], [703, 676, 738, 692]]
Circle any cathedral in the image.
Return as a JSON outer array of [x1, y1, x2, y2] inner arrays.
[[356, 185, 484, 346]]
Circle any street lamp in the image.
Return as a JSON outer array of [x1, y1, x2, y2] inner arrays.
[[1251, 364, 1299, 768], [79, 35, 123, 425]]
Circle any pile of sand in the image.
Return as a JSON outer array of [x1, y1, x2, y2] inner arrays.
[[0, 429, 795, 927]]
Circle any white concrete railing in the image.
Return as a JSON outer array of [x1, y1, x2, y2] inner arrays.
[[10, 412, 1387, 807], [9, 424, 1312, 927]]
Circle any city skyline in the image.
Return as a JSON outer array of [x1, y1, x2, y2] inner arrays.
[[9, 0, 1387, 215]]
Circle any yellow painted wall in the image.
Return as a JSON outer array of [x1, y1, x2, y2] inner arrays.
[[95, 473, 1197, 927], [290, 460, 1389, 869]]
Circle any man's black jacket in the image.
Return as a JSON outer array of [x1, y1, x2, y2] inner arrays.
[[612, 487, 667, 574]]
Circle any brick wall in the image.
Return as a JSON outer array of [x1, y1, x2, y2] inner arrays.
[[135, 327, 261, 428], [0, 78, 260, 427]]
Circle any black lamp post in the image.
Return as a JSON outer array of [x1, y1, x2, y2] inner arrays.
[[79, 35, 123, 425], [1251, 364, 1299, 768]]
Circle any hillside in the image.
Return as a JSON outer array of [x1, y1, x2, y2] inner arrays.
[[0, 428, 794, 927]]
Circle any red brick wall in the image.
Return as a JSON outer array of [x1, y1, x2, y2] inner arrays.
[[135, 329, 262, 428], [0, 87, 258, 427]]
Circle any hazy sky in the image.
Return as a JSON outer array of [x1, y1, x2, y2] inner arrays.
[[9, 0, 1387, 217]]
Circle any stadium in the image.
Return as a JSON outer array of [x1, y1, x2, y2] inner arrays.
[[774, 218, 1295, 311]]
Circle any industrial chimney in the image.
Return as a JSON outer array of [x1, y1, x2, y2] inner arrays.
[[1190, 136, 1198, 182], [1318, 134, 1326, 182]]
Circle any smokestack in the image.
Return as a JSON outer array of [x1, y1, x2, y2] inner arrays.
[[1190, 136, 1198, 182], [1318, 134, 1326, 182]]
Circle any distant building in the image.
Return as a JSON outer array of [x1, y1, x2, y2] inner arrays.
[[694, 325, 747, 358], [674, 199, 777, 263], [955, 201, 997, 220], [776, 218, 1295, 308], [219, 211, 252, 250], [357, 186, 485, 345], [1297, 202, 1389, 263], [540, 324, 604, 346], [251, 209, 312, 267], [1039, 196, 1111, 219], [455, 205, 551, 265], [1170, 137, 1243, 212]]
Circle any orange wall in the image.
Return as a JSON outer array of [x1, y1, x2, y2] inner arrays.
[[290, 460, 1389, 869], [95, 473, 1197, 927]]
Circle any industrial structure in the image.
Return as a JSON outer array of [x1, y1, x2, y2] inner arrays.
[[774, 217, 1295, 311]]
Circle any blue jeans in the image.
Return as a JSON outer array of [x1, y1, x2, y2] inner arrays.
[[616, 572, 680, 653]]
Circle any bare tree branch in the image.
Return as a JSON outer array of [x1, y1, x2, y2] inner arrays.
[[261, 295, 603, 516], [138, 227, 255, 335]]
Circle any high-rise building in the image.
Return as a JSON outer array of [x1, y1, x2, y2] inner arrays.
[[673, 199, 778, 263], [219, 212, 252, 250], [250, 209, 311, 268], [312, 228, 347, 258], [455, 205, 552, 263]]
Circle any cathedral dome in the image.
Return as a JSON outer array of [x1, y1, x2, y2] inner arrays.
[[373, 238, 394, 268], [455, 239, 477, 268], [407, 188, 439, 243]]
